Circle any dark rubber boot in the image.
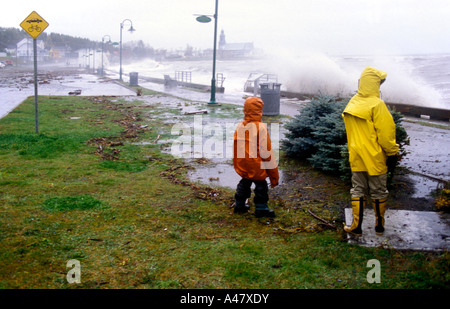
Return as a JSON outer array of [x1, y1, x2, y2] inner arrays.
[[234, 200, 250, 213], [254, 204, 275, 218], [373, 198, 386, 235]]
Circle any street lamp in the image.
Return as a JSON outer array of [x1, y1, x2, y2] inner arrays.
[[101, 35, 111, 76], [196, 0, 219, 105], [92, 43, 96, 74], [119, 19, 135, 81]]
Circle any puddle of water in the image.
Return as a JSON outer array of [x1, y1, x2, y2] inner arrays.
[[188, 163, 239, 189], [188, 161, 285, 189]]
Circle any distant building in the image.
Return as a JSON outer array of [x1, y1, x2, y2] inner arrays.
[[49, 45, 70, 60], [218, 30, 254, 58], [16, 38, 47, 63]]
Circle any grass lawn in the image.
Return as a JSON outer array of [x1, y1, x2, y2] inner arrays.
[[0, 93, 448, 289]]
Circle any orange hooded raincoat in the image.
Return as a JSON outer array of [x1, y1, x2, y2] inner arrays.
[[233, 97, 279, 187]]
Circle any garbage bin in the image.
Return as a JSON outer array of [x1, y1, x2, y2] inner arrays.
[[129, 72, 139, 86], [260, 83, 281, 116]]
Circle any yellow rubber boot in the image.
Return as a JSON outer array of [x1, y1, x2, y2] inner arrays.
[[373, 199, 386, 235], [344, 197, 365, 236]]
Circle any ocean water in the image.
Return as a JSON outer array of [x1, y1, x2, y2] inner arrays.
[[114, 52, 450, 110]]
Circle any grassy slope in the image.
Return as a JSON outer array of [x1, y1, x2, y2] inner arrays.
[[0, 94, 448, 289]]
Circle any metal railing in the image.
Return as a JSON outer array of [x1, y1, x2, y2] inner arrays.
[[175, 71, 192, 83], [244, 73, 278, 95]]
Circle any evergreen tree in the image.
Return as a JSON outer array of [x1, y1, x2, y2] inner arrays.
[[282, 95, 347, 173]]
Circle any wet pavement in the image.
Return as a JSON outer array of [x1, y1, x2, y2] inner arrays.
[[345, 208, 450, 251], [401, 120, 449, 181], [0, 66, 135, 119]]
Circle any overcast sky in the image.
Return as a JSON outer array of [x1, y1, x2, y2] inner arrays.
[[3, 0, 450, 55]]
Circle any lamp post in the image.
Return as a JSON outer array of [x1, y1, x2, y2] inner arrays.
[[119, 19, 135, 81], [92, 43, 96, 74], [101, 35, 111, 76], [196, 0, 219, 105]]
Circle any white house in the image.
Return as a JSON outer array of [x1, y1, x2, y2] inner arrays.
[[16, 38, 47, 63]]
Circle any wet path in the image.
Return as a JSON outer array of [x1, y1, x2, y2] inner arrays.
[[0, 66, 135, 119]]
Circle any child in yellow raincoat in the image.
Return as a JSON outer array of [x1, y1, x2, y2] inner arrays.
[[342, 67, 399, 236]]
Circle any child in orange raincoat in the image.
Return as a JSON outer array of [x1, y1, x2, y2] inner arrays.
[[233, 97, 279, 218]]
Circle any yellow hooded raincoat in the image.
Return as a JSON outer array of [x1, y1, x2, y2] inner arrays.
[[233, 97, 279, 187], [342, 67, 399, 176]]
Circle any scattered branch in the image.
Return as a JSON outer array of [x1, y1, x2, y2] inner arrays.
[[307, 209, 336, 229]]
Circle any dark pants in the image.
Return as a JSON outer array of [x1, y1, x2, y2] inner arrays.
[[235, 178, 269, 205]]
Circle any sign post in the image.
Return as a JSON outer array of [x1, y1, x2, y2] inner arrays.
[[20, 11, 49, 133]]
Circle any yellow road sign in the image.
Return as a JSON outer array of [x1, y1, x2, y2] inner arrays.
[[20, 11, 49, 39]]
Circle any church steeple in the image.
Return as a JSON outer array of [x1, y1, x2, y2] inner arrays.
[[219, 29, 226, 50]]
